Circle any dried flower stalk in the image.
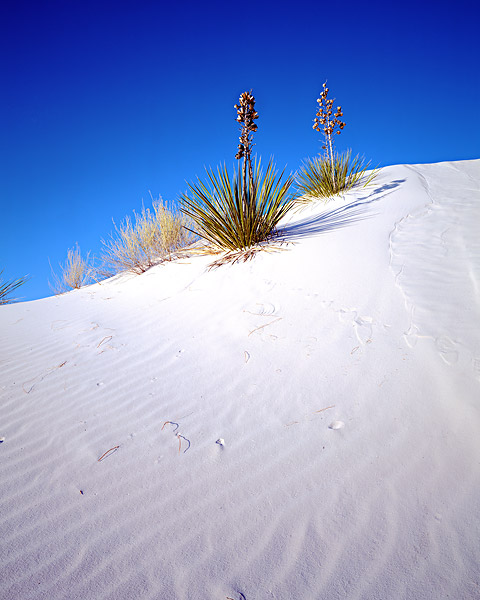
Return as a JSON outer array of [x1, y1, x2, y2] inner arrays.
[[313, 82, 346, 188], [234, 90, 259, 208]]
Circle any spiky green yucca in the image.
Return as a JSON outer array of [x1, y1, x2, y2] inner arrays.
[[180, 159, 294, 251], [296, 150, 378, 202], [0, 270, 29, 305]]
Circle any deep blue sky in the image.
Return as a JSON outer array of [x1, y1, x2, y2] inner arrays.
[[1, 0, 479, 301]]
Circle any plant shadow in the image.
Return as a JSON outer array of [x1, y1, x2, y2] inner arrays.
[[278, 179, 405, 241]]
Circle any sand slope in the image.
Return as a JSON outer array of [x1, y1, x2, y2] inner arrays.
[[1, 160, 479, 600]]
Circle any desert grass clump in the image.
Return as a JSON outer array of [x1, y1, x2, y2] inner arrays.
[[0, 270, 29, 304], [49, 243, 94, 294], [180, 90, 294, 254], [297, 81, 378, 201], [100, 198, 194, 275]]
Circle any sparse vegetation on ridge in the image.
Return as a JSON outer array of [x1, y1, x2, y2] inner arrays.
[[0, 270, 29, 304], [44, 84, 379, 294], [296, 81, 378, 201], [180, 90, 295, 255]]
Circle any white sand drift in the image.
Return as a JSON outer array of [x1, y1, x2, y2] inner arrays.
[[1, 159, 479, 600]]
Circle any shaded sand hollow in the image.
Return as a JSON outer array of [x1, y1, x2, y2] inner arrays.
[[1, 160, 479, 600]]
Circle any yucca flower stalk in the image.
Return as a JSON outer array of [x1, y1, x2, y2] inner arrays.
[[234, 90, 259, 214], [313, 81, 346, 189], [180, 90, 294, 254], [296, 81, 379, 201]]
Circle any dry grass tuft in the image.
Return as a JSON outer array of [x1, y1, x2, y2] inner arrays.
[[49, 244, 94, 295], [100, 198, 195, 275]]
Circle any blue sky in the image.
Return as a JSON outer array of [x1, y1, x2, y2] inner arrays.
[[1, 0, 479, 302]]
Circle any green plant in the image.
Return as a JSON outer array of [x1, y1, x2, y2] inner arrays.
[[297, 81, 378, 200], [100, 198, 194, 275], [180, 90, 294, 253], [181, 159, 294, 251], [296, 150, 378, 201], [0, 270, 29, 304], [49, 243, 94, 294]]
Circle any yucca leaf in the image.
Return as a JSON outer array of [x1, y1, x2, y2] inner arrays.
[[0, 270, 30, 305]]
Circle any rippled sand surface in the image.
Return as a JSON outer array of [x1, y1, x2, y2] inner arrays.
[[1, 160, 479, 600]]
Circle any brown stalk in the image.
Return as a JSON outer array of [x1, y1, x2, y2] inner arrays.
[[234, 90, 259, 213]]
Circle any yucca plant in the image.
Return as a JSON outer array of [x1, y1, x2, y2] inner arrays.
[[180, 90, 294, 253], [0, 270, 29, 304], [296, 150, 378, 201], [181, 159, 294, 251], [297, 81, 378, 201]]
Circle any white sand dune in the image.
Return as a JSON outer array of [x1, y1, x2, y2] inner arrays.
[[1, 159, 479, 600]]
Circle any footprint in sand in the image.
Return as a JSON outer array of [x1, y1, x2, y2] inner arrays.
[[338, 309, 373, 345], [435, 336, 459, 365], [243, 301, 280, 316], [353, 316, 373, 344], [328, 420, 345, 430], [404, 325, 419, 348]]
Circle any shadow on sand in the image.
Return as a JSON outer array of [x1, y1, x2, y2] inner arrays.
[[278, 179, 405, 242]]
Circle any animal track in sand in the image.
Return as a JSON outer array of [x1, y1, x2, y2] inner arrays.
[[353, 316, 373, 344], [404, 324, 419, 348], [435, 336, 459, 365], [338, 308, 374, 345]]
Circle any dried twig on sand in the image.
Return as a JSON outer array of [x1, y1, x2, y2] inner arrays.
[[22, 361, 67, 394], [248, 317, 282, 337], [96, 335, 113, 348], [97, 446, 119, 462], [177, 434, 191, 453]]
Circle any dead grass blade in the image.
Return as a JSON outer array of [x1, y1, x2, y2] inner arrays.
[[248, 317, 282, 336], [97, 446, 120, 462]]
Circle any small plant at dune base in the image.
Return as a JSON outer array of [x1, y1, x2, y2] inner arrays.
[[49, 244, 95, 294], [100, 198, 194, 275], [180, 91, 294, 258], [296, 81, 378, 201], [0, 270, 29, 305]]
